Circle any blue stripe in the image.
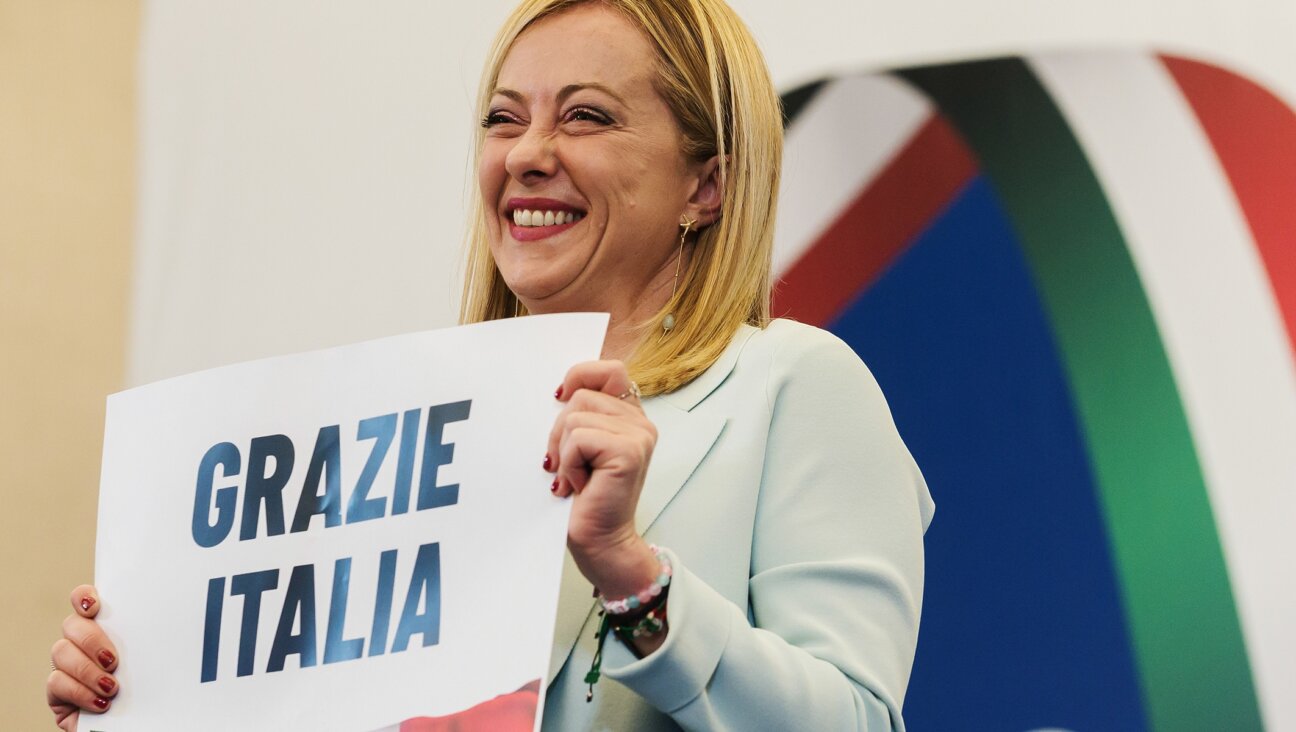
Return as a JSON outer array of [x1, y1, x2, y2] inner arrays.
[[829, 176, 1147, 730]]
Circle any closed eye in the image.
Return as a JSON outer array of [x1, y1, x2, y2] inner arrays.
[[481, 110, 522, 128], [564, 106, 614, 125]]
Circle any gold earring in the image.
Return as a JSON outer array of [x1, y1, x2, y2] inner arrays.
[[663, 216, 696, 333]]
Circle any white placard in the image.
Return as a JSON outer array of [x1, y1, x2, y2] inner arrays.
[[83, 314, 607, 732]]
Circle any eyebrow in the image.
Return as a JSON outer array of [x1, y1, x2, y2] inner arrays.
[[491, 82, 628, 107]]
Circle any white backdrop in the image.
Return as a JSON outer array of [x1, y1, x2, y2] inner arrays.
[[130, 0, 1296, 384]]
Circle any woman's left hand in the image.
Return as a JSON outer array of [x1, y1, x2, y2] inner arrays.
[[546, 360, 661, 598]]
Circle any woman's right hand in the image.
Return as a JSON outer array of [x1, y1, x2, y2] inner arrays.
[[47, 585, 119, 731]]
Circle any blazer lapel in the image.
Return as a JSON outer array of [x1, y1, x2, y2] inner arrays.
[[634, 402, 726, 534], [545, 325, 757, 683]]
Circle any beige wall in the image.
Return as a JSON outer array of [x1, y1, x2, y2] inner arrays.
[[0, 0, 138, 727]]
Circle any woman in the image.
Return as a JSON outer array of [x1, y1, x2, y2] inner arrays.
[[48, 0, 934, 729]]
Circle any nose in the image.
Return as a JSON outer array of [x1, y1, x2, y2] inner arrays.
[[505, 125, 559, 184]]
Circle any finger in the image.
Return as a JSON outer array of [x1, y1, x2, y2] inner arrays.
[[560, 412, 650, 464], [547, 399, 633, 464], [52, 637, 118, 699], [546, 389, 643, 472], [549, 413, 626, 490], [567, 386, 640, 415], [551, 473, 574, 499], [69, 585, 100, 618], [50, 703, 79, 732], [46, 669, 110, 716], [557, 432, 592, 494], [558, 426, 651, 494], [557, 360, 638, 402], [62, 613, 118, 673]]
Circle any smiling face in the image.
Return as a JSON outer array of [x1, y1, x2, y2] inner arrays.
[[478, 3, 710, 317]]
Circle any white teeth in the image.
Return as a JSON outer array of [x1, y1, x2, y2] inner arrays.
[[511, 209, 584, 227]]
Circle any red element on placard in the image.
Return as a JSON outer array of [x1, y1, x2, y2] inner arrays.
[[772, 114, 979, 327], [399, 679, 541, 732], [1162, 54, 1296, 357]]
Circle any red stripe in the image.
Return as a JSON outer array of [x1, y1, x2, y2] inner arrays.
[[1162, 54, 1296, 354], [772, 114, 978, 327]]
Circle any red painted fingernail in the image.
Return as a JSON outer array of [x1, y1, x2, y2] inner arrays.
[[98, 676, 116, 694], [554, 385, 564, 399], [550, 478, 559, 493], [80, 596, 95, 612], [93, 696, 109, 710], [543, 453, 552, 471], [97, 649, 116, 669]]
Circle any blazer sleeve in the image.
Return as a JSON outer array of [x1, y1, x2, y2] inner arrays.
[[602, 326, 935, 731]]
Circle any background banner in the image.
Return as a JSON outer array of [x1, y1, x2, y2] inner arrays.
[[775, 54, 1296, 731]]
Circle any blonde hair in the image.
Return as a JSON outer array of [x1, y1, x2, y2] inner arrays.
[[460, 0, 783, 396]]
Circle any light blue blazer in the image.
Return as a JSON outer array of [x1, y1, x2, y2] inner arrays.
[[541, 320, 935, 731]]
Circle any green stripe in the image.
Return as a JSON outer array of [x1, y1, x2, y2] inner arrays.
[[900, 58, 1262, 732]]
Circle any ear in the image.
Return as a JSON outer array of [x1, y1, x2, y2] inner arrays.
[[683, 155, 723, 228]]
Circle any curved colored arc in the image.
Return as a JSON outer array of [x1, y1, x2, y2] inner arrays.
[[1161, 54, 1296, 357], [780, 78, 829, 128], [773, 115, 977, 325], [899, 59, 1262, 732], [837, 175, 1148, 730]]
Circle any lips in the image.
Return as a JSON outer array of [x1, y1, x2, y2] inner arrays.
[[505, 197, 587, 241]]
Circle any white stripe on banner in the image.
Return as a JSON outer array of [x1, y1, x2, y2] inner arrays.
[[773, 74, 930, 278], [1031, 50, 1296, 732]]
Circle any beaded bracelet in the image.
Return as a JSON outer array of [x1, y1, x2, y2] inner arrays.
[[585, 545, 674, 701], [599, 544, 673, 615]]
